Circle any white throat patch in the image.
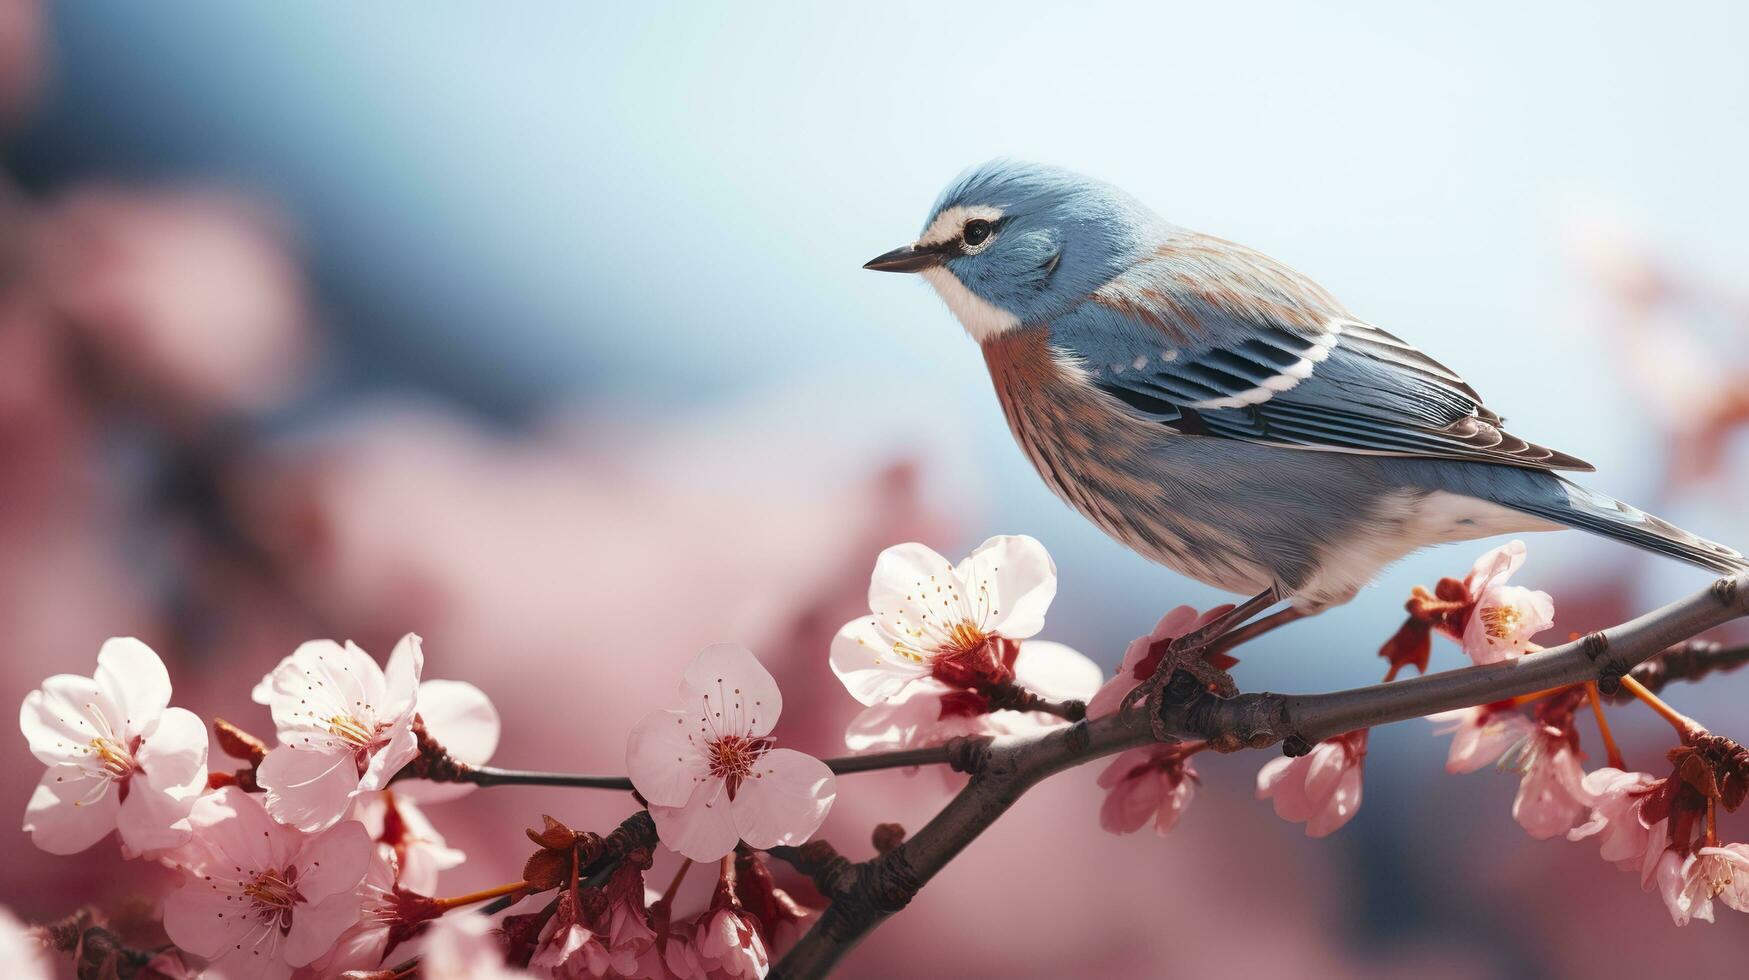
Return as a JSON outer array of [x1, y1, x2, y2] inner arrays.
[[917, 204, 1019, 342], [921, 266, 1021, 343]]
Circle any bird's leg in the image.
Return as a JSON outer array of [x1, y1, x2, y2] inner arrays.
[[1123, 588, 1283, 733], [1207, 606, 1308, 659]]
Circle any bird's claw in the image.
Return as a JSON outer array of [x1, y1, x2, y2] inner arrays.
[[1124, 635, 1240, 741]]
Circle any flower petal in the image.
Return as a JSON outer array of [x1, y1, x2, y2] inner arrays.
[[626, 708, 711, 808], [23, 766, 118, 854], [1256, 756, 1314, 823], [19, 674, 106, 766], [94, 638, 172, 736], [117, 709, 210, 855], [829, 617, 930, 706], [681, 643, 782, 737], [1011, 641, 1101, 702], [380, 633, 425, 721], [184, 787, 300, 875], [297, 820, 373, 903], [1464, 540, 1527, 595], [958, 534, 1056, 639], [258, 744, 362, 832], [357, 721, 419, 792], [163, 875, 255, 959], [285, 888, 367, 968], [1306, 758, 1364, 838], [137, 706, 210, 796], [649, 783, 742, 863], [730, 748, 836, 849], [262, 639, 385, 740], [395, 679, 501, 804]]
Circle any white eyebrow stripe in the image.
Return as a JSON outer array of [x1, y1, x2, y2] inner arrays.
[[1186, 325, 1342, 410], [919, 204, 1004, 247]]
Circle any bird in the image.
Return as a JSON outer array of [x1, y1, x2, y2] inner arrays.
[[864, 160, 1747, 695]]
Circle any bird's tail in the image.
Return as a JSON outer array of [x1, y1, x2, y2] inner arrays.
[[1503, 478, 1748, 575]]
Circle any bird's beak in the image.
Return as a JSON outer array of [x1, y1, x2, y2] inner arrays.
[[863, 241, 949, 273]]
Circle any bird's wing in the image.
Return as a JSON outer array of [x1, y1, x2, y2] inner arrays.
[[1048, 232, 1594, 472]]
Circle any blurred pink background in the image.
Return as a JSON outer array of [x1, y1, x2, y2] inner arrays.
[[4, 3, 1748, 976]]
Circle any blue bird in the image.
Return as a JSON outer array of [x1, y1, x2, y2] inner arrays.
[[865, 160, 1747, 696]]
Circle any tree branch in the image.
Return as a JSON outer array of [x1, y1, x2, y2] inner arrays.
[[773, 574, 1749, 979], [430, 745, 968, 791]]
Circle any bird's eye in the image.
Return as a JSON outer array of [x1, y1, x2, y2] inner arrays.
[[962, 218, 992, 247]]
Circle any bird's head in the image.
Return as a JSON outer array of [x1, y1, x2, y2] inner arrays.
[[866, 160, 1161, 342]]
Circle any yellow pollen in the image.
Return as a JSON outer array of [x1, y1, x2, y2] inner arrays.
[[1480, 605, 1522, 640], [326, 714, 376, 748], [942, 620, 987, 655], [89, 737, 135, 779], [242, 868, 299, 910]]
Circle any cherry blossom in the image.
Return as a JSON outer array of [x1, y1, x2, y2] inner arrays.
[[844, 640, 1100, 756], [420, 912, 531, 980], [252, 634, 424, 832], [1427, 704, 1537, 774], [531, 889, 630, 978], [1096, 744, 1199, 837], [19, 637, 209, 856], [1086, 605, 1234, 719], [661, 933, 711, 979], [1653, 844, 1749, 925], [162, 787, 371, 980], [1256, 730, 1367, 838], [692, 876, 770, 980], [1568, 768, 1661, 870], [351, 791, 465, 895], [295, 848, 400, 978], [598, 862, 661, 975], [1458, 541, 1554, 665], [626, 644, 836, 862], [830, 535, 1057, 705], [1506, 724, 1594, 840], [0, 905, 51, 980]]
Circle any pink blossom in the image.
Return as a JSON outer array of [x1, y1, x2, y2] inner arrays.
[[420, 912, 531, 979], [1567, 768, 1661, 870], [829, 535, 1057, 704], [1653, 844, 1749, 925], [843, 640, 1100, 755], [661, 933, 711, 979], [1256, 731, 1367, 838], [531, 890, 633, 978], [1458, 541, 1554, 664], [1507, 725, 1594, 840], [694, 905, 769, 980], [627, 644, 836, 862], [0, 905, 51, 980], [1096, 745, 1198, 837], [1427, 704, 1537, 774], [600, 864, 659, 968], [253, 634, 425, 832], [1086, 605, 1234, 719], [162, 787, 371, 980], [19, 637, 208, 856], [351, 791, 465, 895], [295, 848, 400, 978]]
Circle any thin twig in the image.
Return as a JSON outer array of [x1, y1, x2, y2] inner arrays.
[[772, 574, 1749, 978], [441, 745, 961, 791]]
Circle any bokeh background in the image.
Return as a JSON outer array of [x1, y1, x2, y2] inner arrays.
[[4, 2, 1748, 976]]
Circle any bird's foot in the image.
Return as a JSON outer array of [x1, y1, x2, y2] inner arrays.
[[1122, 634, 1239, 742]]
